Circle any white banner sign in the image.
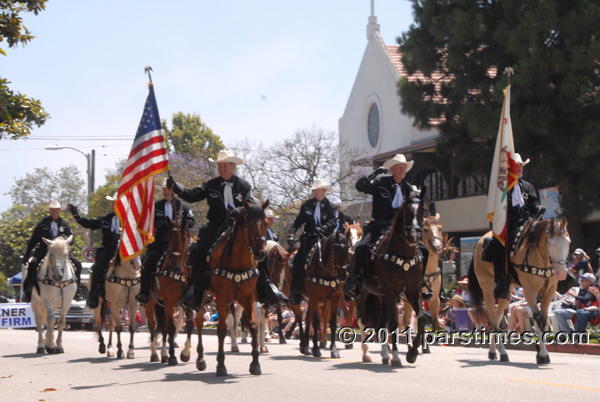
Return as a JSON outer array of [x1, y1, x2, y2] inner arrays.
[[0, 303, 36, 328]]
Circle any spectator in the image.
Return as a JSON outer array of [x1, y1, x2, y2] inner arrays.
[[569, 248, 593, 276], [0, 291, 9, 303], [554, 273, 599, 338], [439, 294, 466, 331]]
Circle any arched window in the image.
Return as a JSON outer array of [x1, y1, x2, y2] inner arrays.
[[367, 103, 380, 148]]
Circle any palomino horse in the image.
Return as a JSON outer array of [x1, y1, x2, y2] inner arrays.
[[94, 254, 141, 359], [300, 231, 350, 358], [146, 217, 195, 365], [355, 187, 426, 366], [402, 210, 444, 348], [194, 200, 269, 376], [468, 217, 570, 364], [30, 236, 77, 354]]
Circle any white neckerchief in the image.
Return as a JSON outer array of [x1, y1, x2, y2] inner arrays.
[[223, 181, 235, 210], [50, 221, 59, 237], [111, 215, 121, 235], [333, 210, 339, 233], [512, 182, 525, 208], [164, 201, 174, 220], [392, 183, 404, 209], [314, 201, 322, 226]]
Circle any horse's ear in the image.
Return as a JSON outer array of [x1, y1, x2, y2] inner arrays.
[[244, 199, 251, 209], [65, 235, 73, 245], [42, 237, 53, 246], [262, 199, 270, 210]]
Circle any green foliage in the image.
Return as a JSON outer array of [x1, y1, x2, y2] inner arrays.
[[162, 112, 224, 158], [0, 0, 49, 139], [398, 0, 600, 245]]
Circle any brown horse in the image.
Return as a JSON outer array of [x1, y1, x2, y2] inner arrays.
[[468, 217, 570, 364], [300, 231, 350, 358], [355, 187, 426, 366], [402, 211, 444, 340], [194, 200, 269, 376], [266, 240, 291, 344], [146, 217, 194, 365]]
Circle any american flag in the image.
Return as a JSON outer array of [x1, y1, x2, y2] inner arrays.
[[115, 83, 169, 261]]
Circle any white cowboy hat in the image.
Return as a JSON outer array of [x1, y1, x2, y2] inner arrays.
[[383, 154, 414, 171], [48, 200, 63, 210], [309, 178, 333, 192], [208, 150, 244, 165], [106, 192, 118, 201], [513, 153, 530, 166], [265, 209, 279, 219], [328, 195, 346, 209]]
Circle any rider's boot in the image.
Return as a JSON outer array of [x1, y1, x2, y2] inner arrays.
[[22, 278, 33, 303], [135, 265, 151, 305], [343, 270, 364, 302], [256, 259, 289, 308]]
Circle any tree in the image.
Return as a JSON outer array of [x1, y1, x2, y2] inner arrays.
[[397, 0, 600, 248], [163, 112, 224, 158], [0, 0, 49, 140]]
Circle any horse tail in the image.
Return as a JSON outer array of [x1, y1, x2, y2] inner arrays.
[[364, 294, 386, 328], [467, 258, 484, 313], [155, 303, 166, 333]]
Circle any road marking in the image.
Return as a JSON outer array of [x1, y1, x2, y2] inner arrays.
[[506, 378, 600, 391]]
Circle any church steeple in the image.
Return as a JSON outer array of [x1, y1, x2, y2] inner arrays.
[[366, 0, 380, 39]]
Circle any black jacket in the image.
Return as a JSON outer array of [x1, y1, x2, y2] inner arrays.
[[74, 212, 120, 249], [154, 198, 195, 242], [26, 216, 74, 255], [355, 174, 412, 221], [292, 197, 336, 237], [508, 178, 541, 233], [335, 211, 355, 233], [177, 175, 251, 226]]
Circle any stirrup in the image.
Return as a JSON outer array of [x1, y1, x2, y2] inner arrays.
[[135, 292, 149, 305]]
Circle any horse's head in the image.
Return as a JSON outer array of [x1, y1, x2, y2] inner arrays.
[[331, 231, 350, 277], [546, 217, 570, 269], [344, 223, 363, 248], [241, 199, 269, 262], [422, 211, 443, 254], [164, 217, 190, 268], [392, 185, 426, 247], [42, 235, 73, 282]]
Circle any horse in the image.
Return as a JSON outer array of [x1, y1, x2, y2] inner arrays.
[[299, 230, 350, 358], [94, 254, 141, 359], [265, 240, 291, 344], [226, 301, 269, 353], [355, 187, 426, 366], [468, 217, 570, 364], [194, 200, 269, 376], [146, 216, 195, 365], [29, 236, 77, 354], [402, 210, 444, 353]]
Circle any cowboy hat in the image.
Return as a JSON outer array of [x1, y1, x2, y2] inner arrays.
[[450, 294, 465, 306], [457, 277, 468, 286], [383, 154, 414, 171], [265, 209, 279, 219], [106, 192, 118, 201], [573, 248, 585, 255], [513, 153, 530, 166], [579, 273, 597, 285], [48, 200, 63, 210], [309, 178, 333, 192], [328, 195, 347, 209], [208, 150, 244, 165]]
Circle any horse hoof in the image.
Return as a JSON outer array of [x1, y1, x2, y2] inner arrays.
[[285, 331, 293, 339], [231, 346, 240, 353], [216, 366, 228, 377], [45, 347, 56, 355], [331, 350, 340, 359], [99, 344, 106, 354], [241, 338, 248, 344], [196, 359, 207, 371], [300, 346, 311, 355], [382, 357, 389, 365], [260, 346, 269, 354], [406, 350, 418, 364], [127, 352, 135, 359], [168, 356, 178, 366], [249, 363, 261, 375], [107, 351, 115, 358], [500, 354, 509, 362], [150, 354, 159, 362], [279, 338, 287, 344], [488, 352, 497, 360], [363, 355, 372, 363], [319, 341, 327, 348], [312, 348, 322, 358], [180, 353, 190, 363], [391, 359, 402, 367], [161, 356, 168, 364], [117, 351, 124, 359], [36, 347, 45, 354], [55, 347, 64, 354], [173, 342, 179, 348], [422, 346, 431, 354], [345, 344, 353, 350], [537, 354, 550, 365]]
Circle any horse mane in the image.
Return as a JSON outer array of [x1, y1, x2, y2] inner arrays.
[[320, 234, 335, 267], [527, 219, 549, 246]]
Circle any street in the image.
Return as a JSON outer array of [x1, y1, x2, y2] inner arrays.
[[1, 328, 600, 401]]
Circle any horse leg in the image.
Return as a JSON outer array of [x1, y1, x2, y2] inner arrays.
[[299, 305, 310, 355], [127, 302, 138, 359], [241, 296, 261, 375], [195, 309, 207, 371], [180, 307, 194, 363], [329, 298, 340, 358], [226, 307, 240, 353], [32, 299, 46, 354], [165, 302, 178, 365], [381, 293, 401, 367], [524, 287, 551, 364], [146, 301, 159, 362], [43, 300, 57, 354], [276, 304, 286, 344], [406, 291, 426, 365], [311, 309, 322, 358], [342, 300, 354, 350], [216, 303, 230, 376], [107, 313, 115, 358], [94, 299, 107, 355], [258, 304, 269, 354]]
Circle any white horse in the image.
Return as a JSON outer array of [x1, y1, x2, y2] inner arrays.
[[30, 236, 77, 354], [226, 302, 269, 353], [94, 255, 141, 359]]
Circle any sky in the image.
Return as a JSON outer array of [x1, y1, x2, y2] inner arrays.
[[0, 0, 415, 213]]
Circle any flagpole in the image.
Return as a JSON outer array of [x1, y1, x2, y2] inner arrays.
[[502, 67, 514, 277]]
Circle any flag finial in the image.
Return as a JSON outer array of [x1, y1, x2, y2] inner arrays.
[[145, 66, 153, 84], [503, 67, 514, 84]]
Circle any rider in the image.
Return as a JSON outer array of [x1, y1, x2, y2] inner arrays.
[[22, 201, 84, 303], [288, 178, 337, 305], [489, 153, 542, 300], [265, 209, 279, 242], [67, 193, 122, 309], [343, 154, 432, 301], [170, 150, 288, 309], [328, 195, 354, 234], [135, 178, 195, 305]]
